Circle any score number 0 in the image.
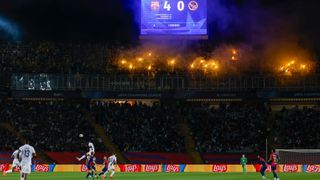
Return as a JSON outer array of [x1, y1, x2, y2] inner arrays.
[[164, 1, 185, 11]]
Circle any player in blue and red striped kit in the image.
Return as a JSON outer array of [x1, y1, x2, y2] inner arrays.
[[258, 155, 268, 180], [269, 149, 280, 180], [76, 142, 96, 179], [98, 156, 108, 177]]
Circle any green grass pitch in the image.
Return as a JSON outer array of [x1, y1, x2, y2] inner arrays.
[[2, 172, 319, 180]]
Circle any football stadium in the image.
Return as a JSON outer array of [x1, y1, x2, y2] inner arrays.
[[0, 0, 320, 179]]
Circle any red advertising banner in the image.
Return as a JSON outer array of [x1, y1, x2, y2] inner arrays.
[[165, 165, 180, 172], [34, 164, 51, 172], [144, 164, 161, 172], [212, 164, 228, 172], [253, 164, 271, 172], [306, 165, 320, 173], [283, 164, 299, 173], [0, 164, 9, 172], [119, 164, 141, 172], [81, 164, 88, 172]]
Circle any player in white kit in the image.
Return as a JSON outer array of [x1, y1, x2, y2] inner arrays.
[[3, 149, 21, 176], [102, 154, 117, 180], [18, 142, 36, 180]]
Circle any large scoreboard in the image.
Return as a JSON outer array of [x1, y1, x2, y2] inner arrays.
[[141, 0, 207, 37]]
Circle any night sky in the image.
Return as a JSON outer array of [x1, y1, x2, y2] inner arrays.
[[0, 0, 320, 50]]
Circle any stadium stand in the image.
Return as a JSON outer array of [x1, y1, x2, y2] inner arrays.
[[90, 102, 185, 152], [275, 107, 320, 149], [0, 100, 104, 152], [184, 103, 269, 153], [0, 42, 320, 165], [1, 98, 319, 164]]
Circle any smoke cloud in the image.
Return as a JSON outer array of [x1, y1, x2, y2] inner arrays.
[[0, 16, 20, 41]]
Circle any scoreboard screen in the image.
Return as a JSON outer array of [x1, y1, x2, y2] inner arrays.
[[141, 0, 207, 36]]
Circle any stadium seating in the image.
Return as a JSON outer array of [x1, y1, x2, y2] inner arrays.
[[0, 100, 104, 152], [90, 102, 185, 152], [1, 99, 319, 164], [185, 103, 268, 153], [276, 107, 320, 149]]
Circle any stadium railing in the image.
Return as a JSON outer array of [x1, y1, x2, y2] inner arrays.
[[10, 73, 320, 92]]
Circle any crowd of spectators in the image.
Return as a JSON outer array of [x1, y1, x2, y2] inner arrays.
[[1, 99, 319, 153], [0, 100, 104, 151], [1, 42, 319, 92], [90, 101, 185, 152], [0, 126, 20, 151], [184, 103, 270, 153], [2, 42, 318, 76], [275, 107, 320, 149], [0, 42, 194, 78], [0, 42, 115, 74]]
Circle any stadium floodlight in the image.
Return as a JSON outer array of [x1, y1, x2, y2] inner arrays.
[[276, 149, 320, 164]]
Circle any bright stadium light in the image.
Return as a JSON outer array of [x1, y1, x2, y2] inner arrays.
[[168, 59, 176, 66], [232, 49, 237, 55], [121, 60, 127, 64]]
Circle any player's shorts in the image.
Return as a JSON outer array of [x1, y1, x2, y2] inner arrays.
[[271, 164, 278, 171], [108, 164, 115, 171], [91, 165, 96, 171], [260, 164, 267, 172], [86, 162, 92, 170], [21, 163, 31, 174], [12, 159, 20, 168], [101, 167, 107, 173]]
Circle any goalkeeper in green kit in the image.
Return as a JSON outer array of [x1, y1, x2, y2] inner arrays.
[[240, 154, 248, 173]]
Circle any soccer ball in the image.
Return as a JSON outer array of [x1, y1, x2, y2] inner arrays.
[[79, 134, 84, 138]]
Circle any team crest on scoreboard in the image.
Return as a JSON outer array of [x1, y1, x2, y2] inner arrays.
[[188, 1, 199, 11], [151, 1, 160, 11]]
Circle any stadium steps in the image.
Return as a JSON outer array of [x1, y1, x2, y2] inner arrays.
[[86, 113, 129, 163], [0, 122, 54, 163], [176, 114, 204, 164], [268, 111, 283, 149], [1, 122, 25, 142]]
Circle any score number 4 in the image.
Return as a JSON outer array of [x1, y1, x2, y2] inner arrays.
[[164, 1, 185, 11]]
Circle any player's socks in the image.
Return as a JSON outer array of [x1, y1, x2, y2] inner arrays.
[[273, 172, 278, 179], [262, 176, 266, 180], [111, 171, 115, 177], [20, 173, 25, 180], [86, 172, 91, 179]]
